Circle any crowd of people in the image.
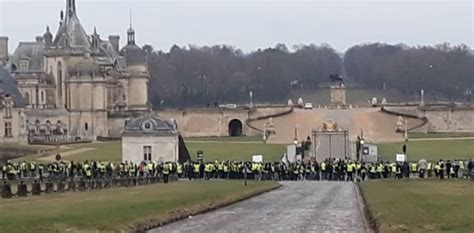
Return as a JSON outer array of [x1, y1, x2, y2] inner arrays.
[[2, 157, 473, 182]]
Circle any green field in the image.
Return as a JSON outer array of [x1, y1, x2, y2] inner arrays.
[[408, 132, 474, 139], [12, 137, 285, 163], [378, 139, 474, 161], [0, 180, 278, 232], [185, 136, 262, 142], [360, 180, 474, 233]]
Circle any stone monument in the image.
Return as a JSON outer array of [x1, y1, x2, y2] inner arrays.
[[329, 74, 346, 106]]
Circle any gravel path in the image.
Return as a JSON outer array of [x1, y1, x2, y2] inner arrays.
[[150, 181, 365, 233]]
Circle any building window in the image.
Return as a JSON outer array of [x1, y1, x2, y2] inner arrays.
[[85, 122, 89, 131], [143, 146, 152, 161], [19, 60, 29, 73], [24, 92, 30, 105], [40, 91, 45, 103], [4, 99, 12, 118], [4, 122, 12, 137], [57, 61, 63, 98]]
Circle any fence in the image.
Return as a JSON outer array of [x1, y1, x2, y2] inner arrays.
[[1, 176, 175, 199]]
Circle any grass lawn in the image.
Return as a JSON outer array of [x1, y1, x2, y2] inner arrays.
[[185, 136, 262, 142], [66, 142, 122, 162], [378, 139, 474, 162], [187, 141, 285, 162], [408, 132, 474, 139], [0, 180, 279, 232], [360, 180, 474, 233], [12, 137, 286, 163]]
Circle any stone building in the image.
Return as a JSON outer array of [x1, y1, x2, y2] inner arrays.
[[122, 115, 179, 163], [0, 68, 28, 143], [0, 0, 149, 144]]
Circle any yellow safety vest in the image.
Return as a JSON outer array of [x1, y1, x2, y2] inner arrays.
[[163, 164, 170, 175]]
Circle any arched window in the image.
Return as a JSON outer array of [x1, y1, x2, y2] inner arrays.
[[24, 92, 30, 105], [40, 91, 45, 103], [85, 122, 89, 131], [57, 61, 63, 98]]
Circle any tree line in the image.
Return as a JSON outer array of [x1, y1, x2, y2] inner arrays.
[[145, 42, 474, 107]]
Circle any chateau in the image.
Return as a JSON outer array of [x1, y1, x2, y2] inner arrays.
[[0, 0, 149, 144]]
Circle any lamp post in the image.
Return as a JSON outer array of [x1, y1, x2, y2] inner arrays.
[[403, 118, 408, 156], [294, 124, 299, 144], [356, 129, 365, 161], [249, 91, 254, 108]]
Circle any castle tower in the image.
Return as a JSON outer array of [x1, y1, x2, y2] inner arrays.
[[44, 0, 92, 109], [120, 19, 149, 111]]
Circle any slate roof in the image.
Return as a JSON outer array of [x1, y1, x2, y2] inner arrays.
[[53, 3, 91, 50], [8, 42, 44, 73], [123, 115, 178, 136], [120, 44, 146, 66], [0, 68, 27, 107]]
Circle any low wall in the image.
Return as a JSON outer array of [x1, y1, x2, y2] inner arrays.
[[383, 105, 474, 133]]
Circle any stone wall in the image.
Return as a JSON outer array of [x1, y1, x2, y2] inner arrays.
[[0, 108, 27, 144], [157, 108, 250, 137], [384, 106, 474, 133], [122, 135, 179, 163]]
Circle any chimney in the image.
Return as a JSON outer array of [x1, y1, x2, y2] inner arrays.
[[36, 36, 44, 43], [0, 36, 8, 64], [109, 35, 120, 52]]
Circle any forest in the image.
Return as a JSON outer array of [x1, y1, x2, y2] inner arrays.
[[145, 43, 474, 107]]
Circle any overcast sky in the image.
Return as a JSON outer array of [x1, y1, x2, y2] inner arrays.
[[0, 0, 472, 53]]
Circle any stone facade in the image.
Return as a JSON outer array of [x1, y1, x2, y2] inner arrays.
[[1, 0, 149, 144], [122, 115, 179, 163], [157, 108, 251, 137], [0, 68, 27, 143]]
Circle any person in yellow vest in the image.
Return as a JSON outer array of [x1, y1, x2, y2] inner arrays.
[[376, 163, 384, 179], [459, 160, 465, 178], [321, 161, 327, 181], [217, 162, 224, 179], [410, 162, 417, 178], [223, 162, 230, 179], [369, 163, 377, 179], [129, 162, 136, 178], [83, 162, 92, 179], [427, 161, 433, 178], [192, 162, 201, 180], [205, 162, 214, 180], [355, 162, 362, 179], [20, 161, 28, 179], [162, 162, 170, 183], [177, 163, 183, 178], [292, 162, 299, 181], [99, 161, 106, 179], [251, 162, 258, 180], [29, 161, 36, 178], [346, 160, 354, 182], [390, 162, 397, 179]]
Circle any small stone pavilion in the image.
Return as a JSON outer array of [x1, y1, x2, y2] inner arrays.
[[122, 115, 179, 163]]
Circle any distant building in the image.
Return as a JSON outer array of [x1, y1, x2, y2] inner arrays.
[[0, 68, 27, 143], [1, 0, 150, 144], [122, 115, 179, 164]]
